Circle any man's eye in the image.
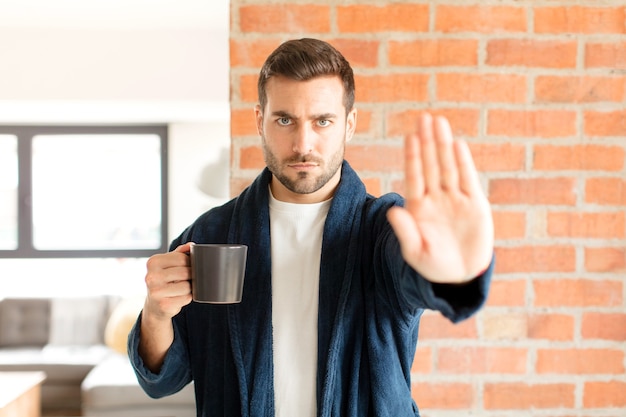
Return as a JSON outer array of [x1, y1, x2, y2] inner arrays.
[[318, 119, 330, 127], [277, 117, 291, 126]]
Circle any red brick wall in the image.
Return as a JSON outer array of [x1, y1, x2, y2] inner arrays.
[[230, 1, 626, 414]]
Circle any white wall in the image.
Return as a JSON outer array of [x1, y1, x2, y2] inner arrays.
[[0, 29, 224, 102], [0, 4, 233, 296], [168, 122, 231, 240]]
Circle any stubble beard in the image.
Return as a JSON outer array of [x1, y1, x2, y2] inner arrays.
[[261, 134, 345, 195]]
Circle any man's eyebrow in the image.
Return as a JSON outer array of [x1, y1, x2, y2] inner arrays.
[[269, 111, 338, 120], [271, 110, 295, 119], [313, 113, 338, 120]]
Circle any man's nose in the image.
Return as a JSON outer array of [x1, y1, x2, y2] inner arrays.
[[292, 125, 314, 155]]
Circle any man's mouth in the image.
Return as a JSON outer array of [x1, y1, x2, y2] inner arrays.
[[289, 162, 318, 169]]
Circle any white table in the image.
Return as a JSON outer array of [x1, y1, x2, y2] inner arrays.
[[0, 372, 46, 417]]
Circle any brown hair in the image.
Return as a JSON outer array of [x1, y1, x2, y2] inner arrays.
[[257, 38, 355, 114]]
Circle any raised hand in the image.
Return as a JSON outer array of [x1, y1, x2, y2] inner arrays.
[[386, 113, 494, 284]]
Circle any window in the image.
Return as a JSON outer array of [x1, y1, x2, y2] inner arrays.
[[0, 126, 168, 258], [0, 134, 18, 250]]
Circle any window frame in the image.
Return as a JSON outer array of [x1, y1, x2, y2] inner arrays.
[[0, 125, 169, 258]]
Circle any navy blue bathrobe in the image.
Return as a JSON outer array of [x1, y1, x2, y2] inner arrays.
[[129, 161, 493, 417]]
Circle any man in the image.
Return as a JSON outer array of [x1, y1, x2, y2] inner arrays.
[[129, 38, 494, 416]]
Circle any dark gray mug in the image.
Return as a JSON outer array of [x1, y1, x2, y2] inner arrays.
[[190, 243, 247, 304]]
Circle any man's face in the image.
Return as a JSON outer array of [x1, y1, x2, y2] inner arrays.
[[255, 75, 357, 204]]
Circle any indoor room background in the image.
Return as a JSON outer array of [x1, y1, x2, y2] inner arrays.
[[0, 0, 624, 415], [0, 0, 231, 297]]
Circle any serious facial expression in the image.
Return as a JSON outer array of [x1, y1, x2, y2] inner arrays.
[[255, 75, 357, 204]]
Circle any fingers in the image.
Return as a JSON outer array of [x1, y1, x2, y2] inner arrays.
[[146, 251, 190, 282], [418, 113, 440, 195], [403, 132, 424, 202], [454, 139, 483, 197], [144, 244, 193, 316], [409, 113, 475, 197], [434, 116, 459, 192]]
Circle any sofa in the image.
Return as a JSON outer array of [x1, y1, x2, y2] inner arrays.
[[0, 296, 195, 416]]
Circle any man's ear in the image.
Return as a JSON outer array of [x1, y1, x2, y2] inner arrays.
[[345, 108, 357, 142], [254, 104, 263, 136]]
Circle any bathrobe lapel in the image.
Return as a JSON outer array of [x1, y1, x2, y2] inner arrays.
[[226, 168, 274, 417], [317, 162, 367, 415]]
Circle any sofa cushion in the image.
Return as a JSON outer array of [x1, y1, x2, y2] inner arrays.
[[104, 296, 144, 354], [0, 298, 50, 347], [82, 353, 195, 408], [48, 297, 112, 346]]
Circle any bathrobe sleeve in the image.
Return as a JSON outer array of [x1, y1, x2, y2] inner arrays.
[[382, 227, 494, 324], [127, 312, 193, 398]]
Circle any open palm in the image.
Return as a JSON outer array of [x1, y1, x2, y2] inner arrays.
[[387, 113, 494, 283]]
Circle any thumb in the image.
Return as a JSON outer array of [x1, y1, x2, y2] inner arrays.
[[386, 206, 422, 257], [173, 242, 194, 254]]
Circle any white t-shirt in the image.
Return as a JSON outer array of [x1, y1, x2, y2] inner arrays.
[[269, 190, 331, 417]]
